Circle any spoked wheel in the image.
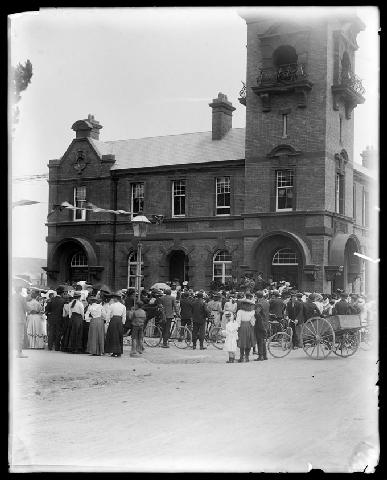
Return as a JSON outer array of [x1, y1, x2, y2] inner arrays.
[[173, 326, 192, 349], [301, 317, 335, 360], [143, 321, 162, 347], [333, 330, 360, 357], [267, 332, 292, 358], [209, 326, 225, 350]]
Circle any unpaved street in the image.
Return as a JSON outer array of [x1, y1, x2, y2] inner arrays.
[[10, 344, 378, 472]]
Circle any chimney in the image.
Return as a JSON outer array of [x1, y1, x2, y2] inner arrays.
[[209, 92, 236, 140], [360, 145, 377, 169], [71, 114, 103, 140]]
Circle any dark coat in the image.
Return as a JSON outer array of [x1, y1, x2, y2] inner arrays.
[[269, 297, 285, 317], [254, 298, 270, 336], [179, 298, 193, 320], [332, 299, 351, 315], [158, 294, 178, 319], [286, 300, 304, 322], [302, 300, 321, 320], [191, 299, 208, 324], [46, 296, 65, 320]]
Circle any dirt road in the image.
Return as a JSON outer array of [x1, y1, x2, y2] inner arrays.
[[9, 344, 379, 472]]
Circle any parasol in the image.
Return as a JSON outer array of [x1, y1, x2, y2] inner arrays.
[[150, 282, 170, 290]]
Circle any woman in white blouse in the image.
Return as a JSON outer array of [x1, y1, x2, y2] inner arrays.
[[67, 292, 85, 353], [86, 297, 105, 356], [104, 291, 126, 357]]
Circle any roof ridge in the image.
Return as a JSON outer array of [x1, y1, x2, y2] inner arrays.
[[97, 127, 245, 144]]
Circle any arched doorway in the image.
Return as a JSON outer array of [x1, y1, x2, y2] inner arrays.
[[253, 232, 311, 290], [271, 248, 299, 286], [329, 234, 362, 293], [69, 250, 88, 283], [168, 250, 189, 284]]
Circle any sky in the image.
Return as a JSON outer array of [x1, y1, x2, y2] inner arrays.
[[9, 6, 379, 259]]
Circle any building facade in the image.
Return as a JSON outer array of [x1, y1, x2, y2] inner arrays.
[[45, 11, 376, 293]]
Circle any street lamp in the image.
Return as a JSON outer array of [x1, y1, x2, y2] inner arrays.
[[132, 215, 151, 301]]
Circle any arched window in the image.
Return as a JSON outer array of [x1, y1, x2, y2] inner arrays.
[[213, 250, 232, 284], [272, 248, 298, 265], [70, 252, 88, 267], [273, 45, 298, 67], [127, 251, 144, 289], [341, 51, 351, 82]]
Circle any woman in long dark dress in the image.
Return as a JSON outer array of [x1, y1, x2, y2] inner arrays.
[[67, 292, 84, 353], [236, 298, 256, 362], [104, 292, 126, 357], [86, 297, 105, 356]]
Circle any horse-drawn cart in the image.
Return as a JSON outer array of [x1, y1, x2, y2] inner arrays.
[[267, 314, 363, 360], [301, 314, 362, 359]]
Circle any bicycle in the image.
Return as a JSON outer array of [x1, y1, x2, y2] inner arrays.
[[267, 316, 293, 358], [185, 314, 225, 350], [123, 316, 163, 348], [167, 316, 192, 349]]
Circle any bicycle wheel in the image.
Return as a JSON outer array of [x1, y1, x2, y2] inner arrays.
[[267, 332, 292, 358], [173, 326, 192, 349], [209, 326, 225, 350], [143, 322, 162, 347], [333, 330, 360, 357]]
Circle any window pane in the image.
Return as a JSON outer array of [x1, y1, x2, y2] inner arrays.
[[213, 264, 223, 276]]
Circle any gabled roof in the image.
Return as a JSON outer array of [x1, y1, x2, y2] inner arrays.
[[90, 128, 245, 170]]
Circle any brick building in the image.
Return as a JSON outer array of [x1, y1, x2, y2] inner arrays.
[[45, 10, 377, 293]]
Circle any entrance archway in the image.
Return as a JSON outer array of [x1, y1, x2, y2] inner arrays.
[[253, 231, 312, 290], [329, 233, 362, 293], [168, 250, 189, 284]]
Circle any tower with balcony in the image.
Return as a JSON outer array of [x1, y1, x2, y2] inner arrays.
[[239, 10, 366, 292]]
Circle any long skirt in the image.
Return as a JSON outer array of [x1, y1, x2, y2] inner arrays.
[[104, 316, 123, 354], [87, 317, 105, 355], [238, 321, 255, 349], [26, 313, 46, 349], [61, 316, 71, 351], [67, 312, 84, 352]]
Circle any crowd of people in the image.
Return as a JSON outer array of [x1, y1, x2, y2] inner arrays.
[[12, 274, 375, 362]]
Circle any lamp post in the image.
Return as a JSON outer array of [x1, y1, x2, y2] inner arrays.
[[132, 215, 151, 302]]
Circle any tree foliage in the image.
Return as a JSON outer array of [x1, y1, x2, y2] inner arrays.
[[12, 59, 33, 102]]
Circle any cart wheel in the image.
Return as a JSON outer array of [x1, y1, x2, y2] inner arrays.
[[208, 326, 224, 350], [301, 317, 335, 360], [173, 326, 192, 349], [333, 330, 360, 357], [267, 332, 292, 358]]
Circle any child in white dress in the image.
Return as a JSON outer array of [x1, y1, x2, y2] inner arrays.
[[223, 311, 238, 363]]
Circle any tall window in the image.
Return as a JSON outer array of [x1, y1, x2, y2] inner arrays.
[[276, 170, 294, 211], [335, 173, 344, 214], [282, 114, 288, 138], [213, 250, 232, 284], [127, 251, 144, 289], [70, 252, 88, 267], [172, 180, 186, 217], [131, 182, 144, 218], [74, 186, 87, 221], [216, 177, 231, 215], [339, 116, 343, 143], [362, 188, 369, 227], [272, 248, 298, 265]]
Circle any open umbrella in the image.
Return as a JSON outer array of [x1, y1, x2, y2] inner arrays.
[[150, 282, 170, 291], [12, 276, 32, 288], [92, 283, 111, 294]]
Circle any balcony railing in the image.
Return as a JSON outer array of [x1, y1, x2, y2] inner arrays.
[[257, 63, 307, 85], [340, 71, 365, 96]]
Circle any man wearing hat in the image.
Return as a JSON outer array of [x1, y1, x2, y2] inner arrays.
[[158, 288, 179, 348], [269, 290, 285, 321], [332, 292, 352, 315], [191, 292, 208, 350], [45, 286, 66, 351], [302, 294, 321, 321], [285, 292, 304, 349]]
